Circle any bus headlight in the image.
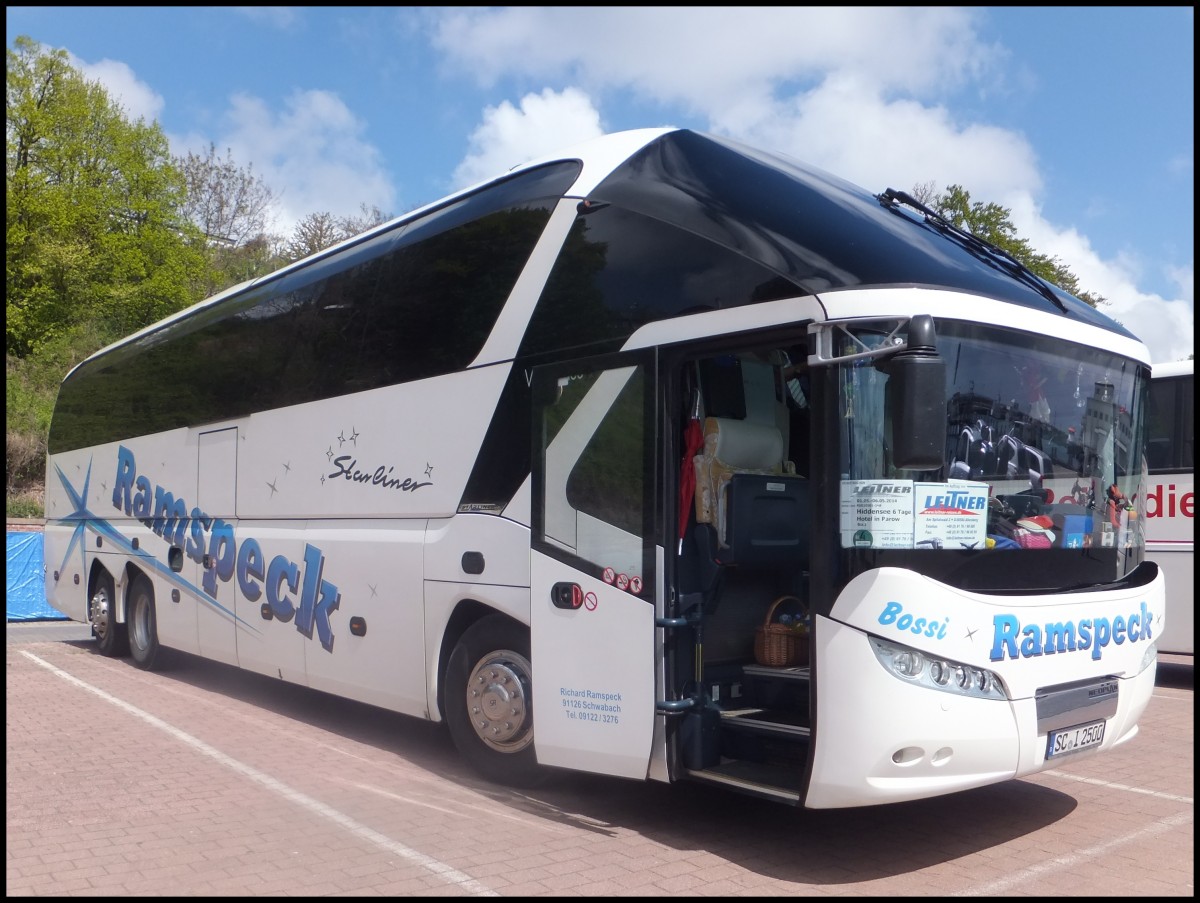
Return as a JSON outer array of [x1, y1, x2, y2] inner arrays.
[[1141, 642, 1158, 674], [870, 636, 1008, 700], [976, 670, 995, 694], [894, 650, 924, 677], [954, 664, 972, 691]]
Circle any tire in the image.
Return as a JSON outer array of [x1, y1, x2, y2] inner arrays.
[[127, 574, 162, 671], [89, 571, 128, 657], [444, 615, 543, 787]]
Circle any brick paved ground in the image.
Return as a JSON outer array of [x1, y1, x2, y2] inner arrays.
[[6, 622, 1193, 896]]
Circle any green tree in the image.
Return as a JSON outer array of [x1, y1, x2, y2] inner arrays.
[[912, 181, 1106, 308], [6, 36, 213, 513], [6, 35, 210, 357], [6, 322, 108, 511], [338, 202, 390, 240], [282, 204, 392, 262], [283, 210, 343, 261], [175, 142, 285, 292]]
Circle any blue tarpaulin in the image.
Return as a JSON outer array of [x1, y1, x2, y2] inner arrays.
[[6, 532, 67, 621]]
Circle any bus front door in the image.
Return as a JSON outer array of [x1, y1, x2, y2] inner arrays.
[[529, 357, 658, 780]]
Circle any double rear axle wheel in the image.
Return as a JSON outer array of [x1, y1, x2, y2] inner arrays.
[[89, 571, 160, 670]]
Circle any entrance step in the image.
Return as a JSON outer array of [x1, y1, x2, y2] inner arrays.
[[720, 707, 811, 739], [684, 759, 803, 803], [742, 662, 810, 682]]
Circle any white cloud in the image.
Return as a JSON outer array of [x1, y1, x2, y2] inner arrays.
[[451, 87, 605, 189], [733, 72, 1042, 202], [68, 53, 164, 124], [63, 45, 392, 239], [1167, 263, 1194, 307], [429, 7, 1000, 104], [48, 9, 1193, 362], [430, 7, 1191, 364], [214, 89, 396, 236], [427, 8, 1024, 198], [1005, 195, 1194, 364]]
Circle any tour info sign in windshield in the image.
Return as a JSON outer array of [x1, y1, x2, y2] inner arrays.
[[841, 480, 989, 550]]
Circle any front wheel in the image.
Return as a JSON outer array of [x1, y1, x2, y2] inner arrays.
[[444, 615, 543, 787], [127, 574, 162, 671]]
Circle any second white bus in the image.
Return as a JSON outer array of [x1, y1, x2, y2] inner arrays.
[[1146, 359, 1194, 655]]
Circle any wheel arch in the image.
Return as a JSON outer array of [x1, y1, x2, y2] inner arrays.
[[124, 564, 161, 670], [436, 599, 528, 722], [120, 561, 153, 617], [85, 559, 153, 626], [87, 559, 121, 621]]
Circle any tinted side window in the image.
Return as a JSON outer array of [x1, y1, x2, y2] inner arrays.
[[533, 360, 655, 598], [1147, 374, 1195, 472], [518, 204, 801, 360], [256, 204, 556, 409], [49, 163, 581, 453]]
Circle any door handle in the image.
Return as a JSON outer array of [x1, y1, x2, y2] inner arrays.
[[551, 582, 583, 610]]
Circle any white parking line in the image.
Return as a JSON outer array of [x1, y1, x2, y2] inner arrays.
[[21, 650, 499, 897], [956, 810, 1193, 896], [1043, 769, 1194, 805]]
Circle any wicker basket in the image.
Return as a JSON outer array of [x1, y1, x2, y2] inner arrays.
[[754, 595, 810, 668]]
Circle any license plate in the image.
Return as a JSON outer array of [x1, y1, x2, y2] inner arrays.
[[1046, 719, 1106, 758]]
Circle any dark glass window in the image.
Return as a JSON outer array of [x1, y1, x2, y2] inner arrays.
[[49, 162, 581, 453], [591, 130, 1134, 338], [1147, 372, 1195, 472], [518, 204, 800, 360], [532, 359, 655, 597]]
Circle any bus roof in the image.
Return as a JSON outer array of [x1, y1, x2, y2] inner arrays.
[[1151, 359, 1194, 379], [66, 128, 1143, 373]]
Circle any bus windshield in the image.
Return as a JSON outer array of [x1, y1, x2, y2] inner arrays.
[[835, 320, 1149, 591]]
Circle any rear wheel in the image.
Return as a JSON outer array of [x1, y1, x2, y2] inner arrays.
[[127, 574, 161, 671], [444, 615, 543, 787], [89, 572, 128, 657]]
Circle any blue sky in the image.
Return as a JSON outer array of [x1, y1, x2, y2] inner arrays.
[[6, 7, 1194, 364]]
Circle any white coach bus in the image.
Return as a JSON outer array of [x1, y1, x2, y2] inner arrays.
[[44, 128, 1162, 808], [1145, 359, 1194, 655]]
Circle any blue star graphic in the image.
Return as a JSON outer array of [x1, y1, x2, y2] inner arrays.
[[51, 459, 259, 635]]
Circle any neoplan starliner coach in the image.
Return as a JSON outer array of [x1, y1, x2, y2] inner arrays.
[[45, 128, 1161, 808]]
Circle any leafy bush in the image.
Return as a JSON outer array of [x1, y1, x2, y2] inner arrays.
[[6, 490, 44, 519], [5, 428, 45, 493], [6, 323, 113, 511]]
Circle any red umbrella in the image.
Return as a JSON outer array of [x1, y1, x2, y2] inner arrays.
[[678, 390, 704, 541]]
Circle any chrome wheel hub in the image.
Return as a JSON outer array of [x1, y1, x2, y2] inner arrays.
[[89, 585, 113, 640], [465, 651, 533, 753]]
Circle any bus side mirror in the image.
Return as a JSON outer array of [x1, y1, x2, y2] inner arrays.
[[879, 315, 946, 470]]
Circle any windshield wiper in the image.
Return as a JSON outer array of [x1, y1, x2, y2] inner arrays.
[[877, 188, 1069, 313]]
